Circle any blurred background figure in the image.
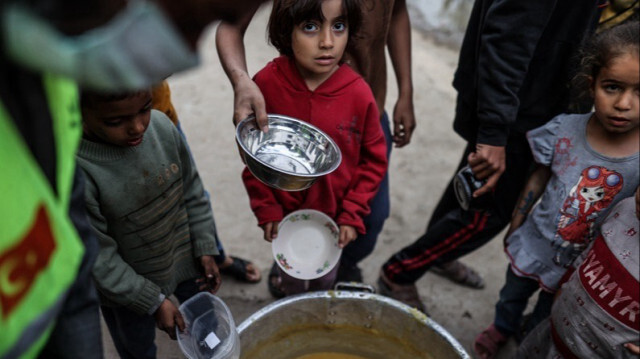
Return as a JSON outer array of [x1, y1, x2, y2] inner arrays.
[[597, 0, 639, 32], [0, 0, 265, 357]]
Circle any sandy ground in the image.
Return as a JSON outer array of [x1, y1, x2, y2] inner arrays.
[[102, 5, 523, 358]]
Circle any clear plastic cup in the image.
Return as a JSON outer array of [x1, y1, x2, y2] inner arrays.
[[176, 292, 240, 359]]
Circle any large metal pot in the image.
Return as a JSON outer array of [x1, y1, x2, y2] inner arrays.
[[238, 289, 470, 359]]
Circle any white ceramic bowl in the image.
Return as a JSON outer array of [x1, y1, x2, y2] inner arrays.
[[272, 209, 342, 280]]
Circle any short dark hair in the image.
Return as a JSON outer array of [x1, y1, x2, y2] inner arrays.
[[80, 89, 149, 110], [267, 0, 362, 57]]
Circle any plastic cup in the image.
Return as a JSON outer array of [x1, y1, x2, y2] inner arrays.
[[176, 292, 240, 359]]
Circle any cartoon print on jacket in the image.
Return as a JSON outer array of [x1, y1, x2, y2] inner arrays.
[[553, 166, 623, 265]]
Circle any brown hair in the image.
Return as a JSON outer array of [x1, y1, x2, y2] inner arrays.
[[267, 0, 362, 57], [573, 20, 639, 99]]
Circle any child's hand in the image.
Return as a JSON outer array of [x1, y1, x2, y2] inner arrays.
[[338, 225, 357, 248], [153, 299, 185, 340], [261, 221, 279, 242], [197, 255, 221, 293], [625, 342, 640, 355]]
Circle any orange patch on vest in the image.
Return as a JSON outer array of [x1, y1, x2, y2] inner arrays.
[[1, 206, 56, 318]]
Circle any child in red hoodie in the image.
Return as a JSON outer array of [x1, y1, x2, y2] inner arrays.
[[243, 0, 388, 296]]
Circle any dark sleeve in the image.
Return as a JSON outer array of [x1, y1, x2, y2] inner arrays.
[[475, 0, 558, 146], [170, 118, 220, 258]]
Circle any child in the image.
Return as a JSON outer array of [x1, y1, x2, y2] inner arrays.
[[516, 188, 639, 358], [151, 80, 262, 284], [217, 0, 420, 287], [77, 89, 221, 358], [474, 21, 639, 359], [242, 0, 388, 296]]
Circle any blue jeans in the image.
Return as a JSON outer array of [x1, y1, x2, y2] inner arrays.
[[101, 279, 200, 359], [494, 266, 554, 336], [340, 112, 392, 268]]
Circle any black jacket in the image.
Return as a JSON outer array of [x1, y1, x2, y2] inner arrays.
[[452, 0, 603, 146]]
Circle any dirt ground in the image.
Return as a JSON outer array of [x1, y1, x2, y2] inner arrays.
[[102, 5, 523, 358]]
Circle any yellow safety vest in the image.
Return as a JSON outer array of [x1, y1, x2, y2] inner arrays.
[[0, 74, 84, 358]]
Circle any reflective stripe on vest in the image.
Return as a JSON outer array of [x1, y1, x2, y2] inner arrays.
[[0, 74, 84, 358]]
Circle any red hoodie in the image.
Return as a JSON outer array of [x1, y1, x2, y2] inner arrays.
[[242, 56, 388, 234]]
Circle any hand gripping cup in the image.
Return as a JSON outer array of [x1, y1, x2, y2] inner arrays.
[[453, 165, 493, 212]]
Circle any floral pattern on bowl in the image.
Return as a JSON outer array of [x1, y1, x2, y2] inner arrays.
[[276, 253, 293, 270], [272, 209, 342, 280]]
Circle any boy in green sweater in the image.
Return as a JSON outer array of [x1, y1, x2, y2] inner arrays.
[[77, 89, 221, 358]]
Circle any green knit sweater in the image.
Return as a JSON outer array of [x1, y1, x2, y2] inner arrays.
[[77, 111, 218, 315]]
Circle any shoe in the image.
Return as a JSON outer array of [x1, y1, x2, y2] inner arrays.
[[377, 271, 427, 314], [432, 260, 485, 289], [474, 324, 508, 359], [336, 262, 363, 283], [267, 262, 285, 299]]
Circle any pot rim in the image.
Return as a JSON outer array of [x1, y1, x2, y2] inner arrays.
[[237, 290, 470, 359]]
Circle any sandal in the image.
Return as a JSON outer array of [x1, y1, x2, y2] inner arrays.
[[432, 260, 485, 289], [474, 324, 507, 359], [377, 271, 427, 314], [268, 262, 285, 299], [219, 256, 261, 283]]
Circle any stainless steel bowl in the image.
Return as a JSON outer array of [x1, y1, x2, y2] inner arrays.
[[236, 114, 342, 191]]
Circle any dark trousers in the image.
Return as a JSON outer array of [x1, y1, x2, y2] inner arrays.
[[340, 112, 392, 268], [382, 137, 533, 284], [101, 280, 200, 359], [494, 266, 554, 336], [279, 264, 340, 296]]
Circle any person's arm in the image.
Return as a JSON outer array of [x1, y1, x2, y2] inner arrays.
[[172, 121, 220, 260], [156, 0, 267, 50], [635, 185, 640, 220], [166, 115, 222, 293], [469, 0, 559, 197], [625, 342, 640, 355], [505, 164, 551, 238], [336, 98, 388, 234], [242, 167, 284, 235], [387, 0, 415, 148], [215, 6, 269, 131]]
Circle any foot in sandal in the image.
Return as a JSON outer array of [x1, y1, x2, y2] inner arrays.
[[432, 260, 485, 289], [267, 262, 285, 298], [218, 255, 262, 283], [377, 270, 427, 314], [474, 323, 508, 359]]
